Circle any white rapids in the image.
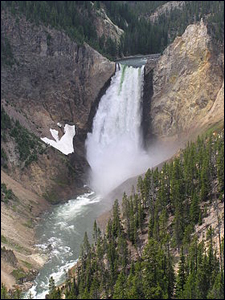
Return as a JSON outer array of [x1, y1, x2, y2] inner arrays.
[[23, 191, 108, 299]]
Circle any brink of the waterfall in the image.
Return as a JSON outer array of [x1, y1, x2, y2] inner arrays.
[[85, 63, 151, 195]]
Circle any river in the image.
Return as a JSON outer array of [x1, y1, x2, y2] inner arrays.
[[24, 190, 114, 299]]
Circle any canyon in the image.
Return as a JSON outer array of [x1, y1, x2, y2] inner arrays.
[[1, 5, 224, 295]]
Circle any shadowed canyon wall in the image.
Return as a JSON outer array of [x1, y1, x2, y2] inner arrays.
[[1, 10, 115, 200]]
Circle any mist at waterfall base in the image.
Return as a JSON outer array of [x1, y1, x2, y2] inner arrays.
[[86, 63, 163, 196]]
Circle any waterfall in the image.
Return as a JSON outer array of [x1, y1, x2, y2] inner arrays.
[[85, 63, 150, 195]]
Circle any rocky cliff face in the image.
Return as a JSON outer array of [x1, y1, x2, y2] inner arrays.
[[149, 1, 186, 23], [92, 6, 124, 45], [1, 10, 115, 199], [1, 10, 115, 133], [148, 19, 224, 142], [1, 169, 49, 290]]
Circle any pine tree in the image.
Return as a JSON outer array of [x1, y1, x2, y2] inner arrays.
[[190, 192, 200, 224], [118, 233, 128, 269], [93, 220, 98, 244], [195, 254, 209, 299], [89, 274, 100, 299], [113, 271, 127, 299], [142, 238, 166, 298], [48, 276, 60, 299], [82, 231, 91, 256], [175, 247, 186, 298], [183, 272, 197, 299], [166, 242, 175, 299], [200, 157, 209, 201], [207, 271, 224, 299], [126, 262, 144, 299], [138, 197, 144, 232], [1, 283, 8, 299], [112, 199, 122, 238]]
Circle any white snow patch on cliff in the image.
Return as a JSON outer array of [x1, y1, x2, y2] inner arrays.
[[41, 124, 75, 155], [50, 129, 59, 142]]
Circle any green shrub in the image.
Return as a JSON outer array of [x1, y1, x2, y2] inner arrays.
[[2, 108, 45, 166], [11, 268, 26, 282], [1, 107, 12, 130], [1, 183, 18, 203], [1, 34, 15, 67], [1, 235, 8, 244]]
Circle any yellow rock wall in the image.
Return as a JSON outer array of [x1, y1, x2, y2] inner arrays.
[[150, 20, 224, 141]]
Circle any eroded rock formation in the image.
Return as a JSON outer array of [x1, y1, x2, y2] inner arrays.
[[148, 19, 224, 142]]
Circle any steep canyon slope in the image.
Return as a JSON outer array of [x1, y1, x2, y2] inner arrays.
[[1, 9, 115, 289], [146, 19, 224, 143], [1, 9, 115, 198]]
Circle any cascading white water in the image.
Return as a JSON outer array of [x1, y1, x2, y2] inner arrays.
[[85, 63, 151, 195]]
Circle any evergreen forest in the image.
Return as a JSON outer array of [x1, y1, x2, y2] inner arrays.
[[1, 1, 224, 60], [43, 128, 224, 299]]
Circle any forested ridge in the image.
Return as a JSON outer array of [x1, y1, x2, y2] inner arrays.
[[1, 1, 224, 60], [42, 128, 224, 299]]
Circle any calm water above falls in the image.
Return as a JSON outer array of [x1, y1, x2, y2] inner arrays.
[[25, 58, 149, 299]]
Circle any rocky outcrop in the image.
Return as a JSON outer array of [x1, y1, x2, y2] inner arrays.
[[92, 6, 124, 45], [149, 1, 186, 23], [142, 57, 160, 147], [1, 170, 49, 290], [1, 248, 18, 268], [201, 81, 224, 129], [149, 19, 224, 142]]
